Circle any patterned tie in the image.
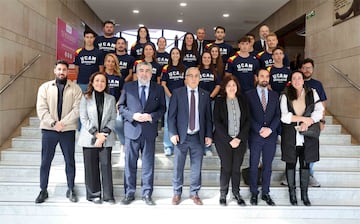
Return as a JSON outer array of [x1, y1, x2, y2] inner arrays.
[[141, 85, 146, 108], [189, 90, 195, 131], [261, 89, 266, 111]]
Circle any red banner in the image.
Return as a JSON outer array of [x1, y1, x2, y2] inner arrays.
[[56, 18, 79, 80]]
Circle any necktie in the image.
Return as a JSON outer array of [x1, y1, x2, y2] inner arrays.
[[57, 83, 65, 119], [141, 85, 146, 108], [263, 40, 267, 51], [189, 90, 195, 131], [199, 41, 203, 55], [261, 89, 266, 111]]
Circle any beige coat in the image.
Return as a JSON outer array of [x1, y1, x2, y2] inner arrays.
[[36, 79, 82, 131]]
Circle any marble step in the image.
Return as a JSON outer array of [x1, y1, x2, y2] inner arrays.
[[0, 202, 359, 224], [0, 165, 358, 187], [1, 150, 359, 172], [19, 124, 344, 137], [4, 144, 360, 158], [0, 182, 359, 206]]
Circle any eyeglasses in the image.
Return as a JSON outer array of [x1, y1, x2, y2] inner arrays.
[[302, 66, 313, 70], [186, 74, 200, 78]]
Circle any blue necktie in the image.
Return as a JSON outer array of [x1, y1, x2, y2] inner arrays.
[[189, 90, 195, 131], [141, 85, 146, 108]]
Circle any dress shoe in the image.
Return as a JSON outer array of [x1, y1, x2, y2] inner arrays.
[[35, 190, 48, 204], [261, 194, 276, 206], [121, 195, 135, 205], [233, 194, 246, 206], [219, 197, 227, 206], [172, 195, 181, 205], [89, 197, 102, 204], [250, 193, 258, 205], [66, 189, 78, 203], [104, 199, 116, 205], [142, 195, 156, 205], [190, 195, 203, 205]]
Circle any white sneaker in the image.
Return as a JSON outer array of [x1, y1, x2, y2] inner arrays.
[[205, 150, 213, 156], [309, 175, 321, 187], [280, 173, 288, 186]]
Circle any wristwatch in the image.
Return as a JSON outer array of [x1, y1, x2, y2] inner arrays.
[[320, 119, 326, 124]]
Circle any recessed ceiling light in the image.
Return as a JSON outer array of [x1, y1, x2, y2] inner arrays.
[[133, 9, 139, 14], [180, 2, 187, 7], [177, 19, 183, 23], [223, 13, 230, 18], [138, 24, 144, 27]]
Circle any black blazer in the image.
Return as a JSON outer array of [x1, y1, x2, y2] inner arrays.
[[254, 40, 265, 52], [213, 95, 250, 147]]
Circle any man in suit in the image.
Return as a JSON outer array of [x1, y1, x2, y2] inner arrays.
[[35, 60, 82, 203], [245, 69, 280, 206], [168, 67, 213, 205], [119, 61, 166, 205], [196, 27, 208, 56], [253, 25, 270, 52]]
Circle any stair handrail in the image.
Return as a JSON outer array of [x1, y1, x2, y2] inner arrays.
[[0, 54, 41, 95], [329, 64, 360, 92]]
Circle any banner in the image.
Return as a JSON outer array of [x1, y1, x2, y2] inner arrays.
[[56, 18, 79, 81]]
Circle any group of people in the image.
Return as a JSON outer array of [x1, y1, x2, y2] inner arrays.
[[35, 21, 327, 207]]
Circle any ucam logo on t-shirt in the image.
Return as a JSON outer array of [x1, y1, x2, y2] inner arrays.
[[236, 63, 254, 72], [98, 42, 115, 51], [80, 56, 97, 65]]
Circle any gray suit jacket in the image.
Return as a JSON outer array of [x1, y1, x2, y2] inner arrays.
[[77, 92, 117, 147]]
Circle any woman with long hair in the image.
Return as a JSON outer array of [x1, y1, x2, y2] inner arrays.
[[213, 75, 250, 206], [280, 70, 324, 206], [130, 26, 154, 60], [208, 44, 224, 79], [180, 32, 199, 68], [160, 47, 186, 156], [78, 72, 117, 204]]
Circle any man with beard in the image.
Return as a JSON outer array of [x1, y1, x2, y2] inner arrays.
[[35, 60, 82, 203], [245, 69, 280, 206], [94, 20, 118, 56]]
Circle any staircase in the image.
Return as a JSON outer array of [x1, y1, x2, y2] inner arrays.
[[0, 115, 359, 223]]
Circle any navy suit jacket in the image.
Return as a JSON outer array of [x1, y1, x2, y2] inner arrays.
[[168, 86, 213, 145], [254, 40, 265, 52], [245, 88, 280, 142], [119, 81, 166, 140]]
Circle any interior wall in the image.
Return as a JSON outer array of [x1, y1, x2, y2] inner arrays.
[[249, 0, 360, 142], [0, 0, 103, 146]]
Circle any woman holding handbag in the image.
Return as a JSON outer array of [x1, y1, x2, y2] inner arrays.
[[280, 70, 324, 206]]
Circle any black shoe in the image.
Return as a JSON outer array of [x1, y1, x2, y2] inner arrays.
[[89, 197, 102, 204], [219, 195, 227, 206], [233, 194, 246, 206], [261, 194, 276, 206], [142, 195, 155, 206], [66, 189, 78, 203], [35, 190, 48, 204], [250, 193, 258, 205], [121, 195, 135, 205]]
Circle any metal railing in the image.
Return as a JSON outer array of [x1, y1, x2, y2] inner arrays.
[[0, 54, 41, 95], [329, 64, 360, 92]]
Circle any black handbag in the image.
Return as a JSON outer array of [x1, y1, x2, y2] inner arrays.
[[242, 166, 262, 186], [299, 122, 320, 138]]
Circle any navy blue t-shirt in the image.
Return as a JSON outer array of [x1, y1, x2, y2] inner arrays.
[[130, 42, 155, 60], [133, 60, 162, 83], [305, 79, 327, 101], [116, 54, 135, 79], [106, 73, 124, 102], [225, 54, 260, 93], [182, 49, 199, 68], [161, 65, 185, 93], [256, 50, 290, 69], [268, 65, 291, 96], [156, 51, 170, 67], [206, 42, 234, 64], [94, 36, 117, 54], [74, 48, 104, 84], [199, 68, 221, 94]]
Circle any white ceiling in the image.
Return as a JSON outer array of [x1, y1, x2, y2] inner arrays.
[[84, 0, 289, 41]]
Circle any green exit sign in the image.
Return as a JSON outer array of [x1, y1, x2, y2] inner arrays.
[[306, 10, 315, 20]]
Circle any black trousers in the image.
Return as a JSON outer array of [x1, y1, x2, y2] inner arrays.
[[286, 146, 310, 170], [215, 140, 246, 195], [40, 130, 75, 190], [83, 147, 114, 201]]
